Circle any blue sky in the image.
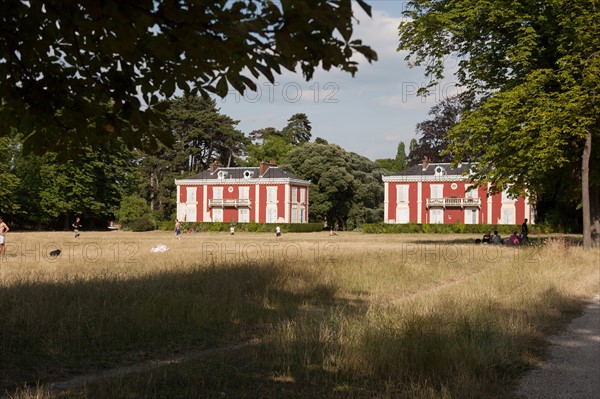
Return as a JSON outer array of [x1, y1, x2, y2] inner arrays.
[[215, 1, 461, 161]]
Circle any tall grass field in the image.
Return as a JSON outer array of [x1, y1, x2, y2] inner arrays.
[[1, 231, 598, 398]]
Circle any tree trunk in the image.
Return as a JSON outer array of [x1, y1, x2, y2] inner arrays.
[[587, 0, 600, 248], [337, 215, 346, 231], [590, 185, 600, 247], [149, 172, 155, 211], [206, 142, 214, 170], [581, 129, 598, 248]]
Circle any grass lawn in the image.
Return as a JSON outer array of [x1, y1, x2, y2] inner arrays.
[[1, 230, 598, 398]]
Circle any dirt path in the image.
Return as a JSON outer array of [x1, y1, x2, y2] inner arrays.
[[38, 339, 261, 395], [515, 294, 600, 399]]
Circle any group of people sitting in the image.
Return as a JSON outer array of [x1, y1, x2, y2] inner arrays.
[[476, 219, 529, 245]]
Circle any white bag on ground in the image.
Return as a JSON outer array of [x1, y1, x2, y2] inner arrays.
[[150, 244, 169, 253]]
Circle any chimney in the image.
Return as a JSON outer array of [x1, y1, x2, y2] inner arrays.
[[210, 160, 222, 173], [260, 160, 277, 176], [422, 156, 430, 171]]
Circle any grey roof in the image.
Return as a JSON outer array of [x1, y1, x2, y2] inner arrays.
[[395, 162, 472, 176], [189, 166, 307, 181]]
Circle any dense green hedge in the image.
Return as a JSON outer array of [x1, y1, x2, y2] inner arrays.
[[158, 221, 324, 233], [361, 223, 555, 235]]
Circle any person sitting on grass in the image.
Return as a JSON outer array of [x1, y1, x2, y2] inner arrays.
[[482, 231, 492, 244], [490, 230, 503, 245], [509, 230, 520, 245]]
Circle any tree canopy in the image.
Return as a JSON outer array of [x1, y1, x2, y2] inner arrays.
[[244, 113, 313, 165], [139, 95, 247, 220], [0, 0, 376, 156], [0, 137, 21, 215], [375, 141, 408, 173], [282, 113, 313, 145], [407, 95, 463, 166], [399, 0, 600, 247], [3, 134, 139, 229], [284, 142, 384, 229], [165, 96, 246, 172]]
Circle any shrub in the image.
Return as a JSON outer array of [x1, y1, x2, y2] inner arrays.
[[244, 222, 257, 232], [206, 222, 224, 232], [285, 223, 324, 232], [452, 223, 467, 233], [156, 222, 323, 233], [361, 223, 556, 234], [117, 195, 149, 224], [123, 217, 155, 232], [156, 220, 173, 231]]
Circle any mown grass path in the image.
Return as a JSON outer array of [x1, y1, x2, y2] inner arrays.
[[46, 339, 262, 394]]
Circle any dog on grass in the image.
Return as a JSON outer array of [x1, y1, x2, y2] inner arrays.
[[49, 249, 62, 257]]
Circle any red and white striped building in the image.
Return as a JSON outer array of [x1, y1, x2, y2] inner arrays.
[[175, 161, 310, 223], [382, 162, 535, 225]]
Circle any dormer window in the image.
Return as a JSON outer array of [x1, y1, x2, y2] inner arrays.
[[468, 166, 477, 178], [434, 166, 446, 176], [243, 170, 254, 179], [217, 171, 228, 180]]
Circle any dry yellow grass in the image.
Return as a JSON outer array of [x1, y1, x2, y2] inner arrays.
[[1, 231, 598, 398]]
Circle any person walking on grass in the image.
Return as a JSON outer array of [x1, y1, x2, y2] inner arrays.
[[0, 216, 9, 260], [521, 218, 529, 243], [72, 217, 82, 238], [175, 219, 181, 240]]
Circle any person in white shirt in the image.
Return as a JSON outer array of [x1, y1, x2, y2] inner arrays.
[[0, 216, 9, 259]]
